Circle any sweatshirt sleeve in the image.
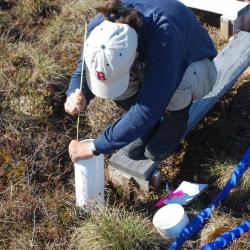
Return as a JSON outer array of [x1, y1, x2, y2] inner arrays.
[[94, 22, 186, 154], [66, 14, 104, 102]]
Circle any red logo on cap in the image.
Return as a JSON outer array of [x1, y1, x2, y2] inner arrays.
[[96, 71, 106, 81]]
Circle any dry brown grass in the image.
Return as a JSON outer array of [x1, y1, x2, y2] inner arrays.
[[1, 42, 66, 121], [198, 154, 250, 211], [0, 182, 80, 249], [210, 162, 250, 191], [39, 0, 97, 69], [200, 210, 249, 249], [0, 1, 111, 248], [0, 0, 61, 42], [85, 98, 124, 138], [15, 0, 60, 19]]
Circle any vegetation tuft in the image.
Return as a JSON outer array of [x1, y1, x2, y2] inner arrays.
[[71, 205, 165, 250]]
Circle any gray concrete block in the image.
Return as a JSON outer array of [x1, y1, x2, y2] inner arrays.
[[108, 165, 150, 191], [109, 150, 159, 180]]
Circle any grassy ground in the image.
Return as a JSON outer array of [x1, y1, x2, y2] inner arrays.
[[0, 0, 249, 249]]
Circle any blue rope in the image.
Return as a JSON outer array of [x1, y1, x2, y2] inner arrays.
[[168, 147, 250, 250], [200, 219, 250, 250]]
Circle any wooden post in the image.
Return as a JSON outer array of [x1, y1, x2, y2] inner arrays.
[[220, 16, 232, 40], [241, 7, 250, 32], [152, 170, 161, 190], [220, 13, 248, 40], [219, 5, 249, 40]]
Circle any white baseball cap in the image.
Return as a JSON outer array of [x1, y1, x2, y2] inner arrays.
[[84, 20, 138, 99]]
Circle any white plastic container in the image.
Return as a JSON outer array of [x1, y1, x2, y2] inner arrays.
[[74, 139, 104, 210], [153, 204, 189, 239]]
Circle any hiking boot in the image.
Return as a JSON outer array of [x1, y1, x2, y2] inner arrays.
[[121, 138, 147, 160]]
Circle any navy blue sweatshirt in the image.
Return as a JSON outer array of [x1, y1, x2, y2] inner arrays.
[[66, 0, 217, 154]]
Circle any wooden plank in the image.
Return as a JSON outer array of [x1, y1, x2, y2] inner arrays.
[[183, 31, 250, 138], [220, 16, 232, 40], [178, 0, 249, 19], [242, 7, 250, 31]]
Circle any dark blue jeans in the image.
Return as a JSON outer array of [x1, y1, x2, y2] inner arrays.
[[115, 95, 191, 161]]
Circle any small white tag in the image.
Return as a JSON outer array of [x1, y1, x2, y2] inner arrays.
[[163, 181, 208, 205]]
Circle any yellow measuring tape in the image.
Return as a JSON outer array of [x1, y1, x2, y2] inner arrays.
[[76, 22, 88, 141]]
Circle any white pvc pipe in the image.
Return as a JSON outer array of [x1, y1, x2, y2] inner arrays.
[[153, 204, 190, 239], [74, 139, 104, 210]]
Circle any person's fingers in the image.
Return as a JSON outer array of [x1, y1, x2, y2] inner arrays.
[[66, 97, 79, 114], [69, 152, 73, 161], [71, 93, 85, 112], [68, 149, 72, 160], [68, 141, 74, 160], [72, 98, 83, 112], [65, 102, 74, 115], [68, 96, 77, 109], [75, 89, 82, 100], [69, 151, 75, 162], [65, 91, 86, 115], [69, 140, 75, 149], [65, 101, 73, 114], [69, 140, 79, 162], [76, 101, 85, 112], [64, 102, 72, 114]]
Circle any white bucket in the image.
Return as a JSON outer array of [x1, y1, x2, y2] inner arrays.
[[74, 139, 104, 210], [153, 204, 189, 239]]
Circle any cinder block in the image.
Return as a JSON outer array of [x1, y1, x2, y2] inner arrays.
[[108, 165, 150, 191], [109, 150, 159, 180]]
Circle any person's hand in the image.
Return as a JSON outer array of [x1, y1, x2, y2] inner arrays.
[[68, 140, 94, 162], [64, 89, 86, 115]]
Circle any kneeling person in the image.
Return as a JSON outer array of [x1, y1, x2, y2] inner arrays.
[[65, 0, 217, 162]]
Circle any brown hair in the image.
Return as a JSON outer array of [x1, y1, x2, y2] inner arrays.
[[95, 0, 143, 30]]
